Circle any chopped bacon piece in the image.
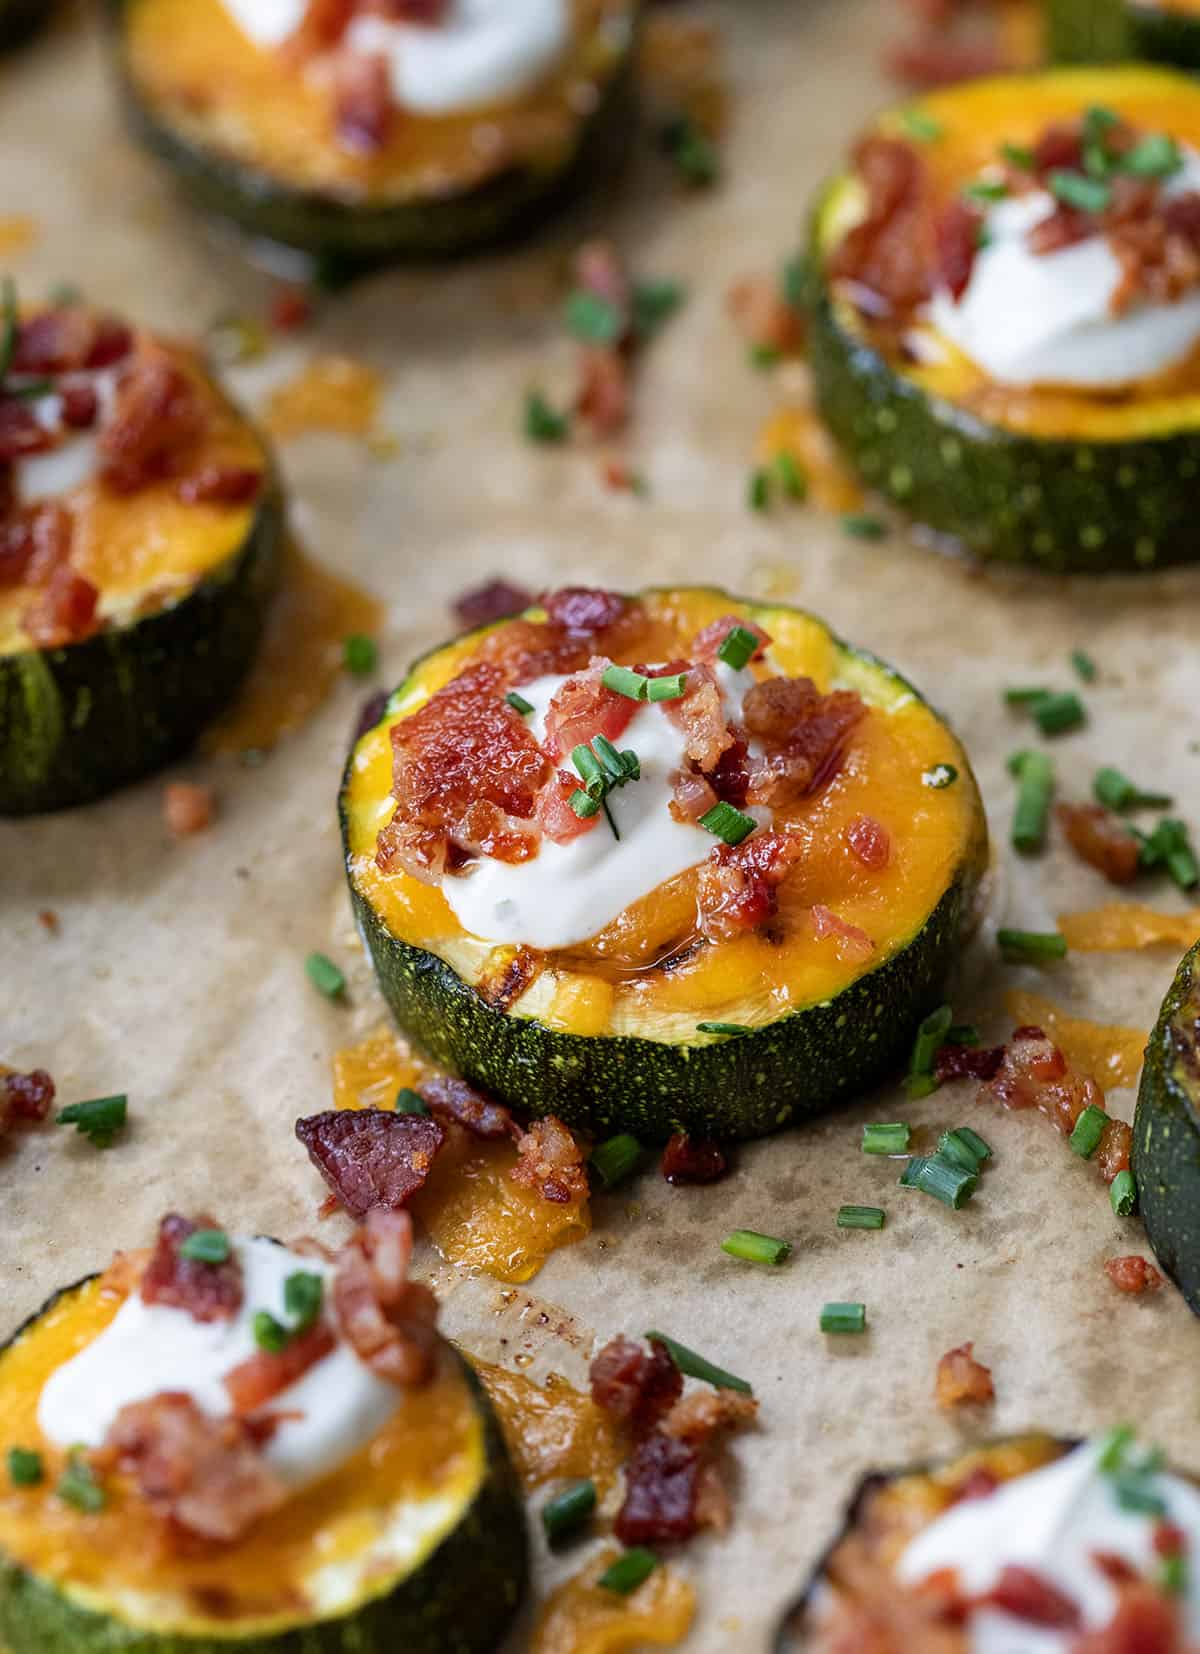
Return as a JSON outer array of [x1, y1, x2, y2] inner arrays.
[[690, 614, 771, 664], [1057, 803, 1140, 886], [537, 768, 600, 845], [283, 0, 354, 57], [417, 1074, 517, 1141], [13, 309, 131, 375], [669, 767, 718, 824], [661, 1133, 729, 1186], [331, 1209, 439, 1386], [812, 904, 875, 962], [726, 274, 804, 356], [333, 49, 392, 155], [1092, 1552, 1141, 1586], [1105, 1255, 1164, 1295], [884, 35, 1006, 89], [0, 397, 54, 462], [453, 578, 534, 631], [934, 1041, 1004, 1083], [1032, 123, 1086, 179], [1072, 1585, 1183, 1654], [743, 677, 865, 809], [1154, 1522, 1187, 1559], [985, 1027, 1106, 1139], [59, 382, 99, 429], [697, 829, 804, 942], [141, 1215, 244, 1323], [295, 1108, 445, 1218], [368, 0, 449, 22], [955, 1466, 1000, 1503], [661, 1386, 758, 1446], [934, 1342, 994, 1409], [936, 197, 983, 301], [576, 346, 631, 438], [615, 1430, 702, 1545], [22, 566, 99, 647], [542, 660, 638, 761], [1028, 205, 1094, 258], [827, 135, 933, 314], [176, 467, 263, 507], [846, 814, 891, 871], [980, 1565, 1081, 1629], [224, 1321, 335, 1415], [23, 500, 74, 585], [1, 1068, 54, 1133], [163, 782, 215, 837], [268, 285, 312, 334], [590, 1335, 683, 1436], [98, 347, 203, 494], [510, 1116, 588, 1204], [1096, 1118, 1132, 1185], [708, 723, 750, 808], [665, 664, 733, 774]]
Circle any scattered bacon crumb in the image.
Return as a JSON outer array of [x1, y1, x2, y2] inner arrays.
[[163, 782, 215, 838], [980, 1565, 1082, 1630], [590, 1335, 683, 1437], [1105, 1256, 1164, 1296], [224, 1321, 336, 1415], [812, 904, 875, 962], [37, 909, 59, 935], [540, 586, 628, 638], [176, 467, 263, 507], [742, 677, 865, 809], [510, 1116, 588, 1204], [665, 665, 734, 773], [1057, 803, 1141, 887], [600, 457, 642, 493], [417, 1074, 518, 1141], [934, 1041, 1004, 1083], [661, 1386, 758, 1446], [22, 566, 99, 649], [295, 1108, 445, 1219], [99, 347, 203, 494], [268, 285, 313, 334], [727, 274, 804, 356], [846, 814, 891, 871], [452, 578, 534, 631], [331, 1209, 439, 1386], [661, 1133, 730, 1186], [827, 135, 933, 316], [691, 613, 771, 665], [1154, 1522, 1187, 1559], [884, 35, 1006, 89], [141, 1214, 244, 1324], [1, 1068, 55, 1136], [697, 828, 805, 942], [333, 49, 393, 154], [614, 1379, 758, 1544], [1073, 1584, 1184, 1653], [935, 1342, 994, 1409], [576, 345, 631, 439]]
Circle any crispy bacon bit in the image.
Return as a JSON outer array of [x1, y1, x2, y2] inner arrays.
[[709, 723, 750, 808], [1093, 1552, 1141, 1586], [1155, 1522, 1187, 1559], [453, 578, 534, 631], [812, 904, 875, 962], [333, 49, 392, 153], [884, 35, 1006, 89], [331, 1209, 439, 1386], [661, 1133, 730, 1186], [0, 397, 54, 461], [980, 1565, 1082, 1630], [691, 614, 771, 664], [846, 814, 891, 871], [1096, 1117, 1133, 1185], [726, 274, 804, 356], [1072, 1585, 1183, 1654], [59, 382, 99, 429], [661, 1385, 758, 1446], [163, 782, 215, 837], [510, 1116, 588, 1205], [576, 346, 631, 438], [537, 768, 601, 845], [934, 1041, 1004, 1083], [1105, 1255, 1164, 1295], [268, 285, 312, 334], [1, 1068, 55, 1133], [141, 1215, 244, 1323], [1058, 803, 1140, 886], [697, 829, 804, 942], [176, 467, 263, 507], [934, 1342, 994, 1409], [665, 664, 733, 774], [955, 1466, 1000, 1504], [295, 1108, 445, 1218], [224, 1321, 336, 1415], [743, 677, 865, 809], [22, 565, 99, 647], [22, 500, 74, 586], [542, 660, 638, 761], [417, 1074, 517, 1141], [99, 347, 203, 494], [936, 197, 983, 302], [670, 767, 718, 825], [542, 587, 629, 639], [590, 1335, 683, 1436], [38, 909, 60, 934], [828, 135, 933, 314], [13, 309, 131, 375], [986, 1027, 1106, 1140], [615, 1430, 704, 1544]]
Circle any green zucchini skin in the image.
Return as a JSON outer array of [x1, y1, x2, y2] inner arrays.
[[805, 251, 1200, 574], [105, 0, 637, 268], [0, 0, 50, 50], [0, 1279, 528, 1654], [1048, 0, 1200, 69], [1133, 940, 1200, 1316], [0, 488, 283, 816]]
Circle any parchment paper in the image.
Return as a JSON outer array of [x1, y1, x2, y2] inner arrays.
[[6, 3, 1200, 1648]]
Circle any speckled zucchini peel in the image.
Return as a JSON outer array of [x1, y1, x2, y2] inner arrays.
[[1134, 939, 1200, 1316], [1048, 0, 1200, 70]]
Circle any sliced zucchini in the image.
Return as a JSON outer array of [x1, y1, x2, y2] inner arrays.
[[1133, 938, 1200, 1316], [106, 0, 638, 267], [807, 66, 1200, 573], [341, 586, 986, 1142], [1048, 0, 1200, 70], [0, 1262, 526, 1653]]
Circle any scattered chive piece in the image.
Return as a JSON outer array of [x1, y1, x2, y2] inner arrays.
[[506, 690, 534, 716], [901, 108, 943, 142], [1010, 750, 1055, 854], [601, 664, 648, 700], [905, 1073, 938, 1100], [909, 1003, 952, 1079], [1005, 686, 1053, 707], [900, 1155, 978, 1209], [564, 289, 622, 346], [179, 1228, 232, 1265], [748, 467, 770, 512], [661, 113, 719, 187], [1144, 819, 1200, 890], [7, 1447, 43, 1487], [820, 1302, 867, 1335], [1049, 169, 1112, 214], [841, 512, 887, 540], [1033, 691, 1085, 736], [395, 1087, 429, 1115], [945, 1024, 980, 1047], [696, 1021, 753, 1037], [997, 928, 1068, 965], [253, 1310, 289, 1354], [305, 951, 346, 999], [570, 789, 601, 819], [56, 1094, 127, 1149], [644, 1332, 752, 1395], [721, 1229, 792, 1266], [716, 624, 761, 672], [342, 634, 377, 676], [1093, 767, 1172, 812], [524, 390, 569, 444], [572, 742, 607, 798], [647, 672, 688, 702], [598, 1547, 659, 1596], [1162, 1553, 1189, 1596], [0, 277, 16, 381], [771, 448, 807, 501], [57, 1453, 105, 1513], [1098, 1424, 1134, 1473], [542, 1479, 597, 1546], [922, 763, 958, 790], [964, 178, 1008, 203], [1071, 649, 1098, 683], [1122, 132, 1181, 179], [284, 1270, 324, 1331], [1114, 1476, 1167, 1517], [862, 1121, 910, 1156], [1070, 1103, 1109, 1159], [631, 279, 686, 341], [590, 1133, 643, 1189], [1110, 1168, 1137, 1217], [750, 342, 780, 370], [782, 256, 806, 312], [1001, 141, 1034, 169], [938, 1127, 992, 1174], [698, 801, 756, 847], [837, 1205, 885, 1231]]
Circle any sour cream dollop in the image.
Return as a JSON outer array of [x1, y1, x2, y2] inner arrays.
[[927, 150, 1200, 388], [221, 0, 571, 114], [37, 1237, 401, 1490], [897, 1440, 1200, 1651]]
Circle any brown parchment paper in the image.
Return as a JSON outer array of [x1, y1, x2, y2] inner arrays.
[[6, 2, 1200, 1648]]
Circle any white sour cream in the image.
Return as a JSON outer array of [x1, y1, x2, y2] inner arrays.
[[898, 1440, 1200, 1651], [440, 664, 763, 952], [221, 0, 570, 114], [37, 1237, 401, 1490], [927, 151, 1200, 387], [16, 369, 120, 505]]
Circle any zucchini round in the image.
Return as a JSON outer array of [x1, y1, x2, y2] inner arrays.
[[341, 586, 986, 1142], [1048, 0, 1200, 71], [106, 0, 638, 267], [1133, 938, 1200, 1316], [806, 66, 1200, 573], [0, 1265, 527, 1653]]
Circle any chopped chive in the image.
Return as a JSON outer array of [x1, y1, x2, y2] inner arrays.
[[964, 178, 1008, 203], [598, 1547, 659, 1596], [0, 276, 16, 381], [1071, 649, 1098, 683], [506, 690, 534, 716], [253, 1310, 289, 1354], [1070, 1103, 1109, 1159], [748, 467, 771, 512], [909, 1004, 953, 1078], [56, 1094, 127, 1149], [646, 672, 688, 702], [57, 1452, 105, 1514], [721, 1229, 792, 1266], [716, 625, 761, 672], [1005, 686, 1052, 707], [644, 1332, 752, 1395], [524, 390, 569, 444], [901, 108, 943, 142], [564, 289, 623, 346], [1121, 132, 1181, 179], [937, 1127, 992, 1173], [997, 928, 1068, 965], [284, 1270, 324, 1331], [1110, 1168, 1137, 1217], [1001, 141, 1034, 169], [771, 448, 807, 501], [1159, 820, 1198, 890], [750, 342, 781, 371], [179, 1228, 232, 1264], [905, 1073, 938, 1100], [1093, 767, 1172, 812], [395, 1087, 430, 1114], [591, 1133, 643, 1189], [570, 789, 601, 819], [820, 1301, 867, 1334], [542, 1479, 597, 1546], [1033, 691, 1085, 736], [592, 733, 632, 782], [1115, 1476, 1167, 1517], [1162, 1553, 1189, 1596], [601, 796, 620, 841], [7, 1447, 43, 1487], [342, 634, 377, 676], [601, 664, 648, 700], [1010, 750, 1055, 854], [837, 1205, 885, 1231], [862, 1121, 910, 1156], [1048, 169, 1112, 214], [1098, 1424, 1134, 1473], [696, 1020, 753, 1037], [8, 377, 53, 399], [900, 1155, 978, 1209], [841, 512, 887, 540], [572, 743, 607, 799], [305, 951, 346, 999], [945, 1024, 980, 1046], [1083, 104, 1120, 139], [782, 255, 806, 312], [631, 279, 686, 341], [922, 763, 958, 789], [698, 801, 756, 846], [661, 113, 719, 188]]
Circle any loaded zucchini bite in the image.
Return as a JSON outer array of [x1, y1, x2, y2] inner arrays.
[[1049, 0, 1200, 71], [807, 67, 1200, 572], [0, 294, 281, 815], [780, 1433, 1200, 1651], [109, 0, 639, 265], [0, 1209, 526, 1653], [1134, 938, 1200, 1318], [342, 586, 986, 1141]]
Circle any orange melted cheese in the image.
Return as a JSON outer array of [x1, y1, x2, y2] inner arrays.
[[1058, 903, 1200, 952], [123, 0, 633, 201], [0, 216, 38, 255], [265, 356, 382, 441], [1005, 990, 1147, 1089], [758, 405, 865, 514], [0, 1276, 483, 1631], [530, 1548, 696, 1654], [470, 1360, 623, 1494]]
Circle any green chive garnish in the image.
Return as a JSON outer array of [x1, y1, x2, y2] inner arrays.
[[564, 290, 623, 346], [343, 634, 377, 676], [1005, 686, 1053, 707], [1139, 819, 1200, 890], [820, 1302, 867, 1335], [1071, 649, 1098, 683], [1098, 1424, 1134, 1473], [647, 672, 688, 702], [1001, 141, 1034, 169], [1033, 691, 1086, 737], [395, 1087, 430, 1115], [964, 178, 1008, 203], [305, 951, 346, 999], [900, 1155, 978, 1209], [698, 801, 756, 846], [905, 1074, 938, 1100], [837, 1205, 885, 1231], [998, 929, 1068, 965], [7, 1447, 43, 1487], [1049, 170, 1112, 214], [178, 1228, 232, 1265], [661, 113, 719, 188], [572, 743, 607, 798], [631, 279, 686, 342], [1162, 1553, 1189, 1596], [253, 1311, 289, 1354], [57, 1452, 105, 1514], [506, 690, 534, 716], [696, 1021, 753, 1037], [1122, 132, 1181, 178], [721, 1229, 792, 1266], [1114, 1476, 1167, 1517], [937, 1127, 992, 1173], [748, 467, 770, 512], [862, 1122, 910, 1156], [0, 276, 17, 382], [1070, 1103, 1109, 1159], [1010, 750, 1055, 854], [716, 625, 761, 672], [56, 1095, 127, 1149], [909, 1004, 952, 1079], [598, 1547, 659, 1596], [570, 789, 601, 819], [283, 1270, 324, 1332], [771, 449, 807, 501], [922, 764, 958, 789], [644, 1332, 752, 1395], [1110, 1168, 1137, 1217], [901, 108, 943, 142], [841, 512, 887, 540], [524, 390, 569, 444], [750, 343, 780, 371], [945, 1024, 980, 1046], [1093, 767, 1172, 812], [8, 377, 53, 399], [601, 664, 648, 700], [541, 1479, 597, 1546], [590, 1133, 643, 1189]]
